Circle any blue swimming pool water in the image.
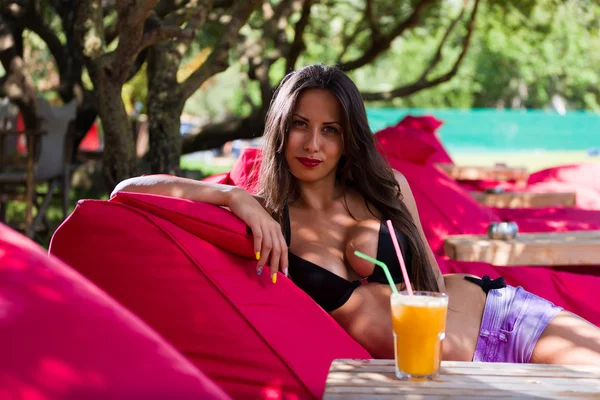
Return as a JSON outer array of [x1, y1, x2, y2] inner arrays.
[[366, 108, 600, 153]]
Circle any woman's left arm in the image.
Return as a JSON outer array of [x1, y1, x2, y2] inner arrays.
[[393, 169, 446, 292]]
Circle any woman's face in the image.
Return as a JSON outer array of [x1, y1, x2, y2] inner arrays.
[[284, 89, 345, 184]]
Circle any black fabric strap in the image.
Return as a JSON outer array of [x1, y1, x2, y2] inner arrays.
[[464, 275, 506, 294]]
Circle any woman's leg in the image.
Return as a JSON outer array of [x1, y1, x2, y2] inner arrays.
[[530, 311, 600, 366]]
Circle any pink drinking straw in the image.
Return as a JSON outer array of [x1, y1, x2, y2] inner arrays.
[[386, 220, 414, 296]]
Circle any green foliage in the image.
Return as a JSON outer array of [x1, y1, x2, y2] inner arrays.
[[123, 64, 148, 114], [469, 0, 600, 110], [196, 0, 600, 113], [20, 0, 600, 119]]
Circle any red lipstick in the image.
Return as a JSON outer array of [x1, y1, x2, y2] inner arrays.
[[296, 157, 322, 168]]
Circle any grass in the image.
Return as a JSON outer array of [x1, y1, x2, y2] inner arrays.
[[4, 186, 104, 248], [180, 157, 235, 176]]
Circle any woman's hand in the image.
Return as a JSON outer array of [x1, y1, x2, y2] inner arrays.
[[228, 188, 288, 282]]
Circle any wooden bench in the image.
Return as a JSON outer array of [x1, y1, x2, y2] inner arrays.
[[470, 191, 577, 208], [324, 359, 600, 399], [437, 163, 528, 184], [444, 231, 600, 266]]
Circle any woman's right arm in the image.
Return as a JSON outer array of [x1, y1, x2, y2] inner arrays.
[[112, 175, 288, 281], [111, 175, 238, 206]]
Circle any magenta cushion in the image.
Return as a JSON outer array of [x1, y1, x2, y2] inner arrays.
[[0, 223, 231, 400], [528, 163, 600, 192], [200, 148, 262, 193], [397, 115, 444, 133], [374, 127, 437, 165], [228, 147, 262, 194], [49, 193, 371, 400], [525, 180, 600, 210], [392, 115, 454, 165]]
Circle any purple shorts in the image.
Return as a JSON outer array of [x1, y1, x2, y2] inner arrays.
[[472, 285, 563, 363]]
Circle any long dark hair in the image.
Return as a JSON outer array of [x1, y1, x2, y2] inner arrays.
[[258, 64, 439, 293]]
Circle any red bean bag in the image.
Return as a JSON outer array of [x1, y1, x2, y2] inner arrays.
[[526, 163, 600, 210], [202, 148, 262, 194], [528, 163, 600, 193], [0, 223, 231, 400], [524, 180, 600, 210], [49, 193, 371, 400], [374, 127, 438, 166], [375, 115, 453, 165], [493, 206, 600, 232], [381, 117, 600, 206]]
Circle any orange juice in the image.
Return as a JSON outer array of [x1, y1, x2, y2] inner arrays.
[[391, 291, 448, 379]]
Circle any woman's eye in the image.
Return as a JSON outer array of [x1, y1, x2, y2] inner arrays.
[[324, 126, 339, 134], [292, 120, 307, 128]]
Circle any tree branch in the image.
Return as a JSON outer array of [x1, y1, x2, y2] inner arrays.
[[0, 15, 38, 128], [154, 0, 192, 18], [213, 0, 233, 8], [138, 21, 194, 49], [180, 0, 261, 100], [272, 0, 300, 26], [338, 0, 436, 71], [417, 0, 468, 81], [104, 19, 119, 46], [103, 0, 116, 16], [48, 0, 85, 102], [73, 0, 105, 62], [22, 4, 68, 78], [261, 0, 298, 54], [125, 47, 148, 82], [364, 0, 379, 36], [248, 55, 274, 110], [181, 111, 265, 153], [361, 0, 480, 101], [285, 0, 314, 72], [111, 0, 160, 82], [337, 17, 367, 61], [164, 0, 212, 30]]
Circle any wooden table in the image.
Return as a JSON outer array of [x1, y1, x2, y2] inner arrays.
[[444, 231, 600, 266], [324, 359, 600, 399], [437, 163, 528, 184], [470, 191, 577, 208]]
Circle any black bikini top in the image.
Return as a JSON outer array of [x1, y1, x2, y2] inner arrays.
[[283, 204, 413, 312]]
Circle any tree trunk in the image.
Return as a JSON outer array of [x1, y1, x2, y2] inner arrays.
[[94, 71, 137, 190], [146, 42, 184, 175]]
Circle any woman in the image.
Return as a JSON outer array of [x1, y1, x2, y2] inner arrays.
[[113, 64, 600, 365]]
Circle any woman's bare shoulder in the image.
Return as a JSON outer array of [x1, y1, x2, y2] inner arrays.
[[392, 169, 409, 188]]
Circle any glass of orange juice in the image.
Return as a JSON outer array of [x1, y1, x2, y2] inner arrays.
[[391, 291, 448, 380]]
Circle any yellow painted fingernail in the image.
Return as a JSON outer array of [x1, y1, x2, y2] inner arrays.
[[256, 252, 260, 260], [272, 273, 277, 284]]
